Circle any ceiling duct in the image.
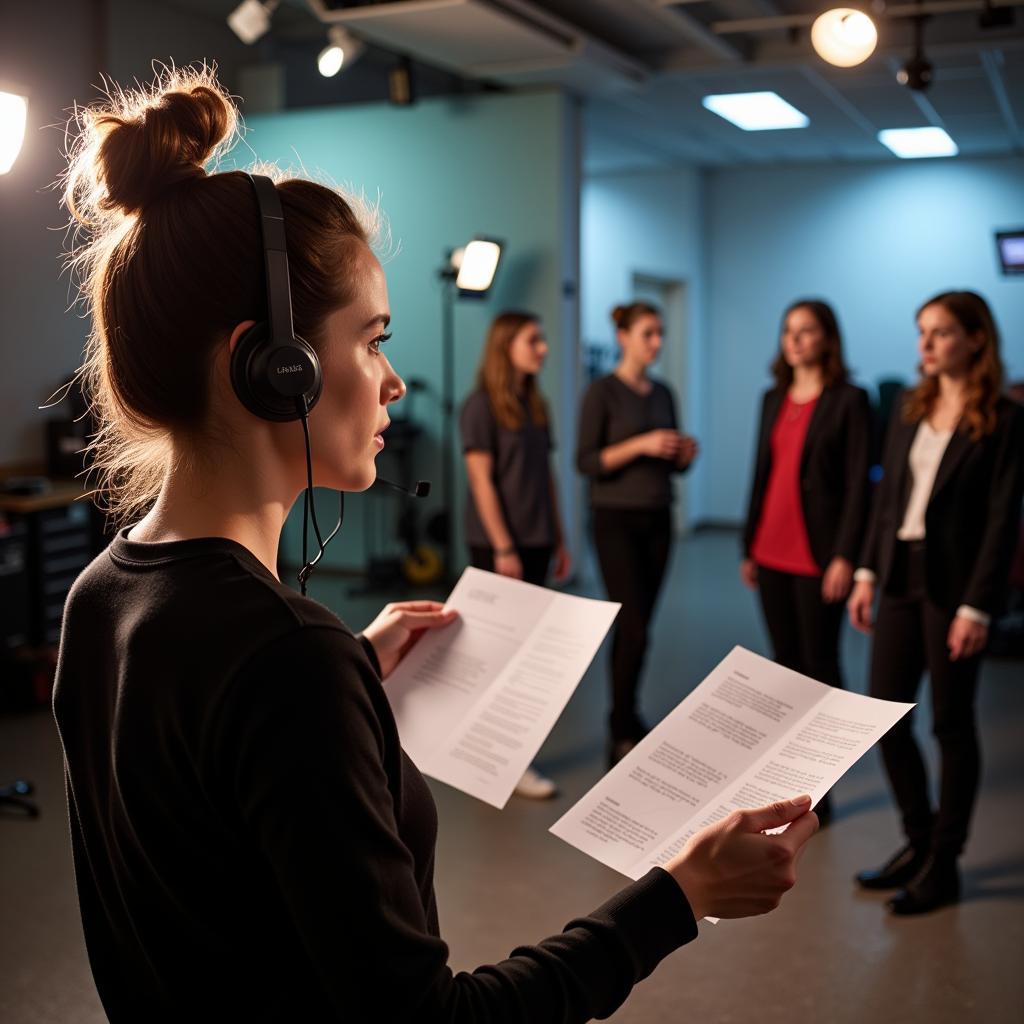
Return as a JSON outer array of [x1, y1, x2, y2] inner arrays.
[[305, 0, 649, 95]]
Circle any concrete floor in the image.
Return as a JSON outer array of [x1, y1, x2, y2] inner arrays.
[[2, 529, 1023, 1023]]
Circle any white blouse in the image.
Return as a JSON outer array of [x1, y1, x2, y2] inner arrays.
[[897, 421, 954, 541], [855, 420, 989, 626]]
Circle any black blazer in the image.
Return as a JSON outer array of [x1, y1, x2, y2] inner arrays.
[[859, 395, 1024, 615], [743, 381, 871, 569]]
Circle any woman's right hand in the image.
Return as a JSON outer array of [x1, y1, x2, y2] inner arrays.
[[847, 579, 875, 634], [494, 550, 524, 580], [638, 429, 683, 461], [739, 559, 758, 590], [667, 797, 818, 920]]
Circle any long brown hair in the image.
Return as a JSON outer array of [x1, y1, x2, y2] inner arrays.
[[770, 299, 848, 389], [902, 291, 1003, 441], [475, 311, 548, 431], [62, 65, 378, 524]]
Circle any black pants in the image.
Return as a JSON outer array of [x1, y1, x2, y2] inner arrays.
[[469, 546, 553, 587], [592, 507, 672, 741], [756, 566, 844, 688], [870, 541, 982, 856]]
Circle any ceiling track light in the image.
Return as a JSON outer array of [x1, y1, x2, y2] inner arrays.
[[318, 26, 366, 78], [228, 0, 279, 45], [897, 10, 935, 90]]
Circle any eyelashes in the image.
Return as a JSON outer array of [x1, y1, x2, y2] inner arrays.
[[369, 331, 392, 353]]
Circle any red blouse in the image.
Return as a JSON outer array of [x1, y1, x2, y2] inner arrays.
[[751, 395, 820, 577]]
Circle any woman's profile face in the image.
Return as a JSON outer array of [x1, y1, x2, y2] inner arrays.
[[507, 320, 547, 377], [917, 303, 981, 379], [618, 313, 662, 367], [309, 246, 405, 492], [781, 306, 826, 369]]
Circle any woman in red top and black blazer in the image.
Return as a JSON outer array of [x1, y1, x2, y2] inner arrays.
[[849, 291, 1024, 915], [741, 300, 871, 821]]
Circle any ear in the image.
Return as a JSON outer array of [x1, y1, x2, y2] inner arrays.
[[228, 320, 258, 355]]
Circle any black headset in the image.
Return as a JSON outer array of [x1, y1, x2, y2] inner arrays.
[[232, 172, 428, 595], [230, 173, 322, 422]]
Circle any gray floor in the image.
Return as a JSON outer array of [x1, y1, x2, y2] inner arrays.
[[2, 530, 1023, 1023]]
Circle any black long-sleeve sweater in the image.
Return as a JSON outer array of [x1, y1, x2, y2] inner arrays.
[[52, 529, 697, 1023]]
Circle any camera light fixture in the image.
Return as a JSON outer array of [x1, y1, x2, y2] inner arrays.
[[811, 8, 878, 67], [317, 26, 366, 78], [0, 91, 28, 175]]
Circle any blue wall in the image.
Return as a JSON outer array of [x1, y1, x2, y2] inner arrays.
[[581, 168, 708, 524], [704, 155, 1024, 522], [241, 90, 580, 572]]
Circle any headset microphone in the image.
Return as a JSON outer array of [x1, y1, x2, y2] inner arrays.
[[375, 477, 431, 499]]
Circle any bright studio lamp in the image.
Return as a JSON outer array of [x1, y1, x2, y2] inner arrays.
[[451, 238, 503, 295], [318, 26, 366, 78], [0, 90, 28, 175], [811, 8, 878, 68]]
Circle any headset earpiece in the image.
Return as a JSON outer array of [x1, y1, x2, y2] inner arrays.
[[230, 321, 322, 422], [230, 174, 322, 422]]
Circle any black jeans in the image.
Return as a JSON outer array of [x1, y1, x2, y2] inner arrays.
[[870, 541, 982, 856], [468, 546, 553, 587], [592, 506, 672, 742], [755, 565, 844, 688]]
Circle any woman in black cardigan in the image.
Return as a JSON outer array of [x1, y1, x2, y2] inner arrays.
[[741, 300, 871, 823], [849, 290, 1024, 915]]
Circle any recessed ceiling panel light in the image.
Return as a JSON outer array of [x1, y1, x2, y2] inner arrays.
[[877, 127, 958, 158], [701, 92, 810, 131]]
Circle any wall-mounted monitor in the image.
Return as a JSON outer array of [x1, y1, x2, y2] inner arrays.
[[995, 229, 1024, 276]]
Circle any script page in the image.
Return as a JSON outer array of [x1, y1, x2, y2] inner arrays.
[[386, 567, 620, 808], [550, 646, 913, 879]]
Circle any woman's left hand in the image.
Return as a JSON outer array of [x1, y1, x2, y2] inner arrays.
[[363, 601, 459, 679], [677, 435, 699, 469], [552, 544, 572, 583], [947, 615, 988, 662], [821, 557, 853, 603]]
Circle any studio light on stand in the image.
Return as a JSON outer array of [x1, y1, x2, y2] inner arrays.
[[811, 8, 878, 67], [0, 90, 28, 175], [318, 26, 366, 78], [435, 238, 504, 581]]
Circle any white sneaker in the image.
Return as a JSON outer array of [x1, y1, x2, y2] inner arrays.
[[513, 765, 558, 800]]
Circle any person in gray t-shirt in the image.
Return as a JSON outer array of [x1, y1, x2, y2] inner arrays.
[[461, 311, 571, 799]]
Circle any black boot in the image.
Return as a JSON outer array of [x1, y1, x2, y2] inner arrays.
[[855, 843, 930, 890], [887, 854, 961, 915]]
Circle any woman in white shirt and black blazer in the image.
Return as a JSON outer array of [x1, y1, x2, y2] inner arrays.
[[849, 290, 1024, 915]]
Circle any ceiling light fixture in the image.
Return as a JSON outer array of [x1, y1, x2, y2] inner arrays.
[[0, 90, 28, 175], [227, 0, 279, 45], [877, 126, 958, 158], [702, 92, 810, 131], [317, 25, 366, 78], [811, 8, 878, 67], [897, 12, 934, 90]]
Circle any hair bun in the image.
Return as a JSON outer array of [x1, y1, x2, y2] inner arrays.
[[610, 305, 626, 328], [87, 75, 236, 217]]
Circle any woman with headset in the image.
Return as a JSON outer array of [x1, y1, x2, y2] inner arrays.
[[740, 300, 871, 824], [849, 291, 1024, 914], [460, 311, 570, 799], [51, 69, 816, 1022]]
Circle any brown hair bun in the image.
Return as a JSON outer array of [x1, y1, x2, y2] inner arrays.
[[68, 68, 236, 222]]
